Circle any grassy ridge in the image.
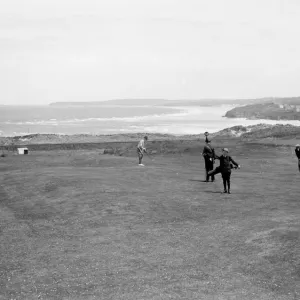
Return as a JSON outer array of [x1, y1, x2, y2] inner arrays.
[[1, 124, 300, 156], [215, 124, 300, 141], [0, 139, 241, 156]]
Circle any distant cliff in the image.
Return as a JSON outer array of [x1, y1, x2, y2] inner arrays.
[[225, 100, 300, 121], [49, 97, 300, 107]]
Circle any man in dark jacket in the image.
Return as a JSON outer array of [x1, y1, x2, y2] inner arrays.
[[295, 144, 300, 172], [208, 148, 240, 194], [202, 138, 216, 182]]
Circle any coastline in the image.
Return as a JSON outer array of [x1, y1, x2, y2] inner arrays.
[[4, 104, 300, 138], [1, 103, 300, 147]]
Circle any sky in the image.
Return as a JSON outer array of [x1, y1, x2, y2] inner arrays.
[[1, 0, 300, 105]]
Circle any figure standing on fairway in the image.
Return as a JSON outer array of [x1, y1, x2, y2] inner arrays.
[[295, 144, 300, 172], [137, 136, 148, 166], [209, 148, 240, 194], [202, 136, 216, 182]]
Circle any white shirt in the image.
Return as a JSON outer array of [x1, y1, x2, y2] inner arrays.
[[138, 139, 146, 150]]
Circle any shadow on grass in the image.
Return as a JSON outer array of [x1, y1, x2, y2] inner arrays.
[[189, 179, 208, 182], [2, 149, 300, 299], [204, 191, 223, 194]]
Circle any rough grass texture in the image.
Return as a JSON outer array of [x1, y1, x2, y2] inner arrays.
[[0, 144, 299, 300], [1, 125, 300, 151]]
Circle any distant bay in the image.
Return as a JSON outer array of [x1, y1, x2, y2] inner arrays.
[[1, 104, 300, 137]]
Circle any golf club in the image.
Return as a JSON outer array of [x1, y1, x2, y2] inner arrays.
[[145, 151, 154, 161]]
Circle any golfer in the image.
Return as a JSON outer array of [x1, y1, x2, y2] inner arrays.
[[295, 144, 300, 172], [202, 137, 216, 182], [208, 148, 240, 194], [137, 136, 148, 166]]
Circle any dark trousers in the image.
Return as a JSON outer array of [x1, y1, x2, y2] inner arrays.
[[208, 167, 231, 191], [298, 159, 300, 172], [205, 159, 215, 181], [137, 148, 143, 164], [222, 171, 231, 191], [208, 166, 221, 177]]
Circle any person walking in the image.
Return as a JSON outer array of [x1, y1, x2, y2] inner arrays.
[[202, 137, 216, 182], [295, 144, 300, 172]]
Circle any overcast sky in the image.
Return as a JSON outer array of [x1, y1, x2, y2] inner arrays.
[[1, 0, 300, 105]]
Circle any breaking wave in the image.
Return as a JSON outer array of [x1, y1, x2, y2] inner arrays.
[[1, 104, 300, 137], [2, 107, 190, 126]]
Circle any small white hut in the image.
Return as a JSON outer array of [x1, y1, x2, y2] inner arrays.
[[17, 147, 29, 155]]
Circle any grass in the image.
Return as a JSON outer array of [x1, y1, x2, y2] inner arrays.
[[0, 144, 299, 300]]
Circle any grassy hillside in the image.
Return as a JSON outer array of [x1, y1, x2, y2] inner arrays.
[[0, 138, 240, 156], [0, 144, 299, 299], [0, 133, 187, 146], [1, 124, 299, 154], [214, 124, 300, 141], [240, 124, 300, 141]]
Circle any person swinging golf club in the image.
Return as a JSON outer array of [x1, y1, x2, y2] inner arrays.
[[137, 136, 148, 166], [208, 147, 240, 194]]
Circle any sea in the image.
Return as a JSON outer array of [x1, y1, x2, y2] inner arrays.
[[1, 104, 300, 137]]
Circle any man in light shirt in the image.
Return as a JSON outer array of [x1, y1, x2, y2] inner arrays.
[[137, 136, 148, 166]]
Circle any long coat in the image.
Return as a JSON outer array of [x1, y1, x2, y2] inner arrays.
[[295, 147, 300, 159], [202, 144, 216, 170]]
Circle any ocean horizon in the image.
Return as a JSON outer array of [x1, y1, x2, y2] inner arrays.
[[1, 104, 300, 137]]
